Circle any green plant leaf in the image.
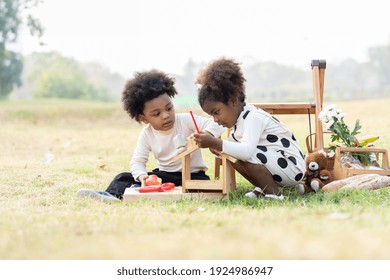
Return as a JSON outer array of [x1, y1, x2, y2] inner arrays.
[[352, 119, 362, 136]]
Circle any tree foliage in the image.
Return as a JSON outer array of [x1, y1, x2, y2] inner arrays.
[[28, 52, 112, 101], [368, 44, 390, 91], [0, 0, 43, 99], [176, 48, 390, 102]]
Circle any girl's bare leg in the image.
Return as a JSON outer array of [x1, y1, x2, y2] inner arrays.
[[232, 160, 281, 195]]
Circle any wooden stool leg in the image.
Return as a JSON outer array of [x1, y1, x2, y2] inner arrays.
[[311, 60, 326, 151], [181, 155, 191, 192], [214, 157, 222, 179]]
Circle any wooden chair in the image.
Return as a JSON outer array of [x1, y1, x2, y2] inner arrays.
[[255, 59, 326, 152]]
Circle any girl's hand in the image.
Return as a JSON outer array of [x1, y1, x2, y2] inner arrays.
[[193, 132, 222, 150], [209, 147, 222, 157]]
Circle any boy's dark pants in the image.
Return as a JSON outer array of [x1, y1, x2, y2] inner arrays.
[[105, 168, 210, 199]]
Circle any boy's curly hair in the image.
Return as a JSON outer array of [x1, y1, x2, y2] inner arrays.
[[122, 70, 177, 122], [197, 57, 246, 106]]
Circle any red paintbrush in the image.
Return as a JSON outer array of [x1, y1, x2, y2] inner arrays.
[[190, 111, 200, 133]]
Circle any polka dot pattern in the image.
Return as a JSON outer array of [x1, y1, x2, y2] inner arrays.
[[281, 138, 290, 148], [266, 134, 278, 143], [254, 144, 304, 186], [277, 158, 288, 168], [292, 134, 296, 141], [257, 145, 267, 152], [256, 153, 267, 164], [273, 174, 282, 182], [243, 111, 250, 119], [295, 173, 304, 181], [288, 156, 297, 165], [232, 105, 307, 187]]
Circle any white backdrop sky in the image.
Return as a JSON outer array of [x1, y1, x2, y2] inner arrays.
[[20, 0, 390, 77]]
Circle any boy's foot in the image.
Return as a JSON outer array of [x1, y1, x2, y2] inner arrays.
[[245, 187, 284, 201], [76, 188, 120, 203]]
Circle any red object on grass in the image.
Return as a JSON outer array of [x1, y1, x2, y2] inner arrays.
[[144, 175, 160, 186], [190, 111, 200, 133], [138, 182, 175, 193]]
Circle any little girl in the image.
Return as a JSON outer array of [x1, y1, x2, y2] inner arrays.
[[193, 58, 306, 200]]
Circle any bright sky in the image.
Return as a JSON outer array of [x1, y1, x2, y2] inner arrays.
[[20, 0, 390, 77]]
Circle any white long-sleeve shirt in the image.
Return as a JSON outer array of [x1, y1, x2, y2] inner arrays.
[[130, 113, 225, 181], [222, 104, 305, 171]]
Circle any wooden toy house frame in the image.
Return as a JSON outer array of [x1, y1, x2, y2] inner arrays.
[[122, 138, 237, 202], [172, 138, 237, 194]]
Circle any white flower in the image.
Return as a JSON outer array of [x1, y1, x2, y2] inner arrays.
[[327, 104, 337, 111], [319, 104, 336, 122], [326, 119, 335, 130], [329, 108, 338, 118], [335, 112, 345, 120], [319, 110, 329, 123], [319, 105, 363, 153], [319, 104, 346, 125]]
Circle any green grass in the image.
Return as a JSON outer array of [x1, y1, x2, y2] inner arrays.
[[1, 98, 390, 259]]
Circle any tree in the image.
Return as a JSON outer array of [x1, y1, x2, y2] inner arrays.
[[368, 44, 390, 93], [0, 0, 43, 99], [29, 51, 112, 101]]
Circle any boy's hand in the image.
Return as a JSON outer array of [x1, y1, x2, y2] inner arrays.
[[138, 174, 148, 187], [193, 132, 222, 151]]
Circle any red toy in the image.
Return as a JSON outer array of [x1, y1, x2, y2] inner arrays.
[[138, 183, 175, 193], [144, 175, 161, 186], [139, 175, 175, 193]]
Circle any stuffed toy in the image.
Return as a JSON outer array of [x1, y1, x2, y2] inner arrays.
[[297, 150, 332, 194]]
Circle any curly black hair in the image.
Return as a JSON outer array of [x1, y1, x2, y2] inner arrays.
[[121, 70, 178, 122], [197, 57, 246, 106]]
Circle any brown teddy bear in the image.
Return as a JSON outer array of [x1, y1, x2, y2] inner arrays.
[[297, 150, 332, 194]]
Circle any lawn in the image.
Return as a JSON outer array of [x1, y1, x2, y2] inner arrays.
[[1, 98, 390, 259]]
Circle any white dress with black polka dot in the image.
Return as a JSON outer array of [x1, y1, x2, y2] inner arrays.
[[222, 104, 305, 186]]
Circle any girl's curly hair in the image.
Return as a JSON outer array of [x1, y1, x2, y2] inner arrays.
[[122, 70, 177, 122], [197, 57, 246, 106]]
